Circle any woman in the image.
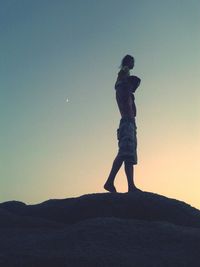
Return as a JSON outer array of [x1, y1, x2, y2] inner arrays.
[[104, 55, 141, 193]]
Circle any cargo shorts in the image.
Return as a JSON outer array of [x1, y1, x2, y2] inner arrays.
[[116, 116, 137, 165]]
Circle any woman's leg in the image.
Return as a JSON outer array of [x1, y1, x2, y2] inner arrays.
[[124, 161, 141, 192], [124, 161, 135, 190], [104, 155, 124, 192]]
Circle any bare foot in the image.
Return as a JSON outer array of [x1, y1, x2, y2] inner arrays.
[[128, 186, 142, 193], [104, 182, 117, 193]]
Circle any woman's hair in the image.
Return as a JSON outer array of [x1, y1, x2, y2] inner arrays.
[[119, 54, 134, 68]]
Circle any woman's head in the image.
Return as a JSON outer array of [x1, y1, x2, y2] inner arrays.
[[120, 54, 135, 69]]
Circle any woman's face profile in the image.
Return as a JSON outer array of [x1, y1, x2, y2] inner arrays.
[[128, 58, 134, 69]]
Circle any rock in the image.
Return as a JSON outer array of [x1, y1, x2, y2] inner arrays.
[[0, 191, 200, 227], [0, 192, 200, 266]]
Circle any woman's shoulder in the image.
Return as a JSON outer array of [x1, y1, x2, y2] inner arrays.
[[117, 65, 130, 80], [119, 65, 130, 75]]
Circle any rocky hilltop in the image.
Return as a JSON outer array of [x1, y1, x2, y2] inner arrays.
[[0, 191, 200, 267]]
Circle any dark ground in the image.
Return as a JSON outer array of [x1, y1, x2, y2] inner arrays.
[[1, 191, 200, 267]]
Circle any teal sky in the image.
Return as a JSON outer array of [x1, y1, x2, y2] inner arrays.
[[1, 0, 200, 207]]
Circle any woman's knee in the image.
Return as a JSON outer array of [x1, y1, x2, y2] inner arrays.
[[124, 160, 133, 167]]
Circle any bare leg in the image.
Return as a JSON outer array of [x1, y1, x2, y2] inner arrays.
[[124, 161, 141, 192], [104, 155, 123, 192]]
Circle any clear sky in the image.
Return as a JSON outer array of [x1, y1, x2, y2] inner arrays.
[[1, 0, 200, 208]]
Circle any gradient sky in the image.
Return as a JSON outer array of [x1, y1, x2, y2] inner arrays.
[[1, 0, 200, 208]]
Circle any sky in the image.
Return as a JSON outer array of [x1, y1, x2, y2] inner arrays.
[[1, 0, 200, 208]]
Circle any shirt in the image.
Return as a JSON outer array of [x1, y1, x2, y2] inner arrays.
[[114, 66, 136, 118]]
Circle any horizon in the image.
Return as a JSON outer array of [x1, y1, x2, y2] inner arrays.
[[1, 0, 200, 209]]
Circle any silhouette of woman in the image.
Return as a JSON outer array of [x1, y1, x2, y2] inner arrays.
[[104, 55, 141, 193]]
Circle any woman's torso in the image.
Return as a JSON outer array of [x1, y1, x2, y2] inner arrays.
[[115, 66, 136, 118]]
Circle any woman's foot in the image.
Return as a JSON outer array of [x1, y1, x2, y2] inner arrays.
[[104, 182, 117, 193], [128, 186, 142, 193]]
